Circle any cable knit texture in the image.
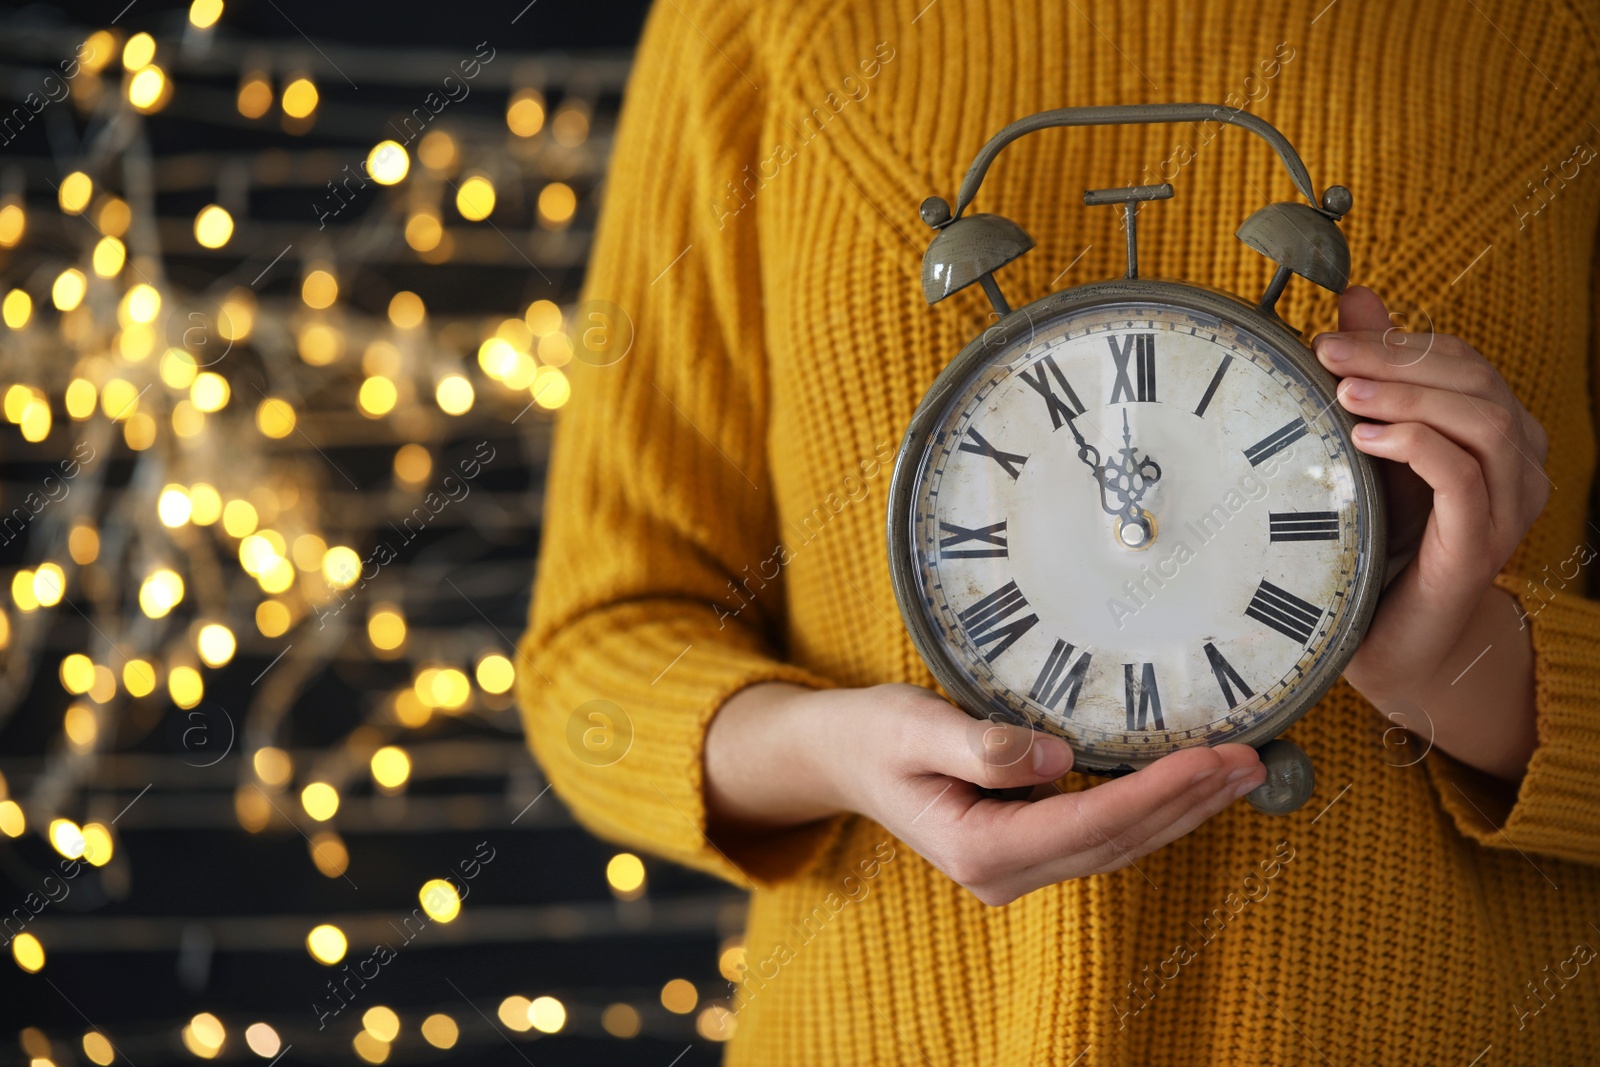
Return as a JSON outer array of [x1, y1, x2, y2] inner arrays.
[[518, 1, 1600, 1063]]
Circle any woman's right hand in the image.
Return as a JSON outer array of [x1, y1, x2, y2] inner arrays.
[[705, 682, 1268, 906]]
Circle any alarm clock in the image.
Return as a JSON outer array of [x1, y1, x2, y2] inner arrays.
[[886, 104, 1387, 815]]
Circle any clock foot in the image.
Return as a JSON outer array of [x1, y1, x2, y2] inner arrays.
[[1245, 739, 1315, 816]]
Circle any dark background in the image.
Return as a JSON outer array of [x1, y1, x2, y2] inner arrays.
[[0, 2, 751, 1064]]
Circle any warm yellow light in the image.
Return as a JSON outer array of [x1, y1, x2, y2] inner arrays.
[[122, 32, 156, 71], [371, 746, 411, 791], [52, 268, 87, 311], [88, 664, 116, 705], [50, 817, 85, 859], [59, 171, 93, 214], [223, 499, 259, 538], [538, 182, 577, 227], [258, 556, 295, 595], [416, 128, 457, 170], [361, 1005, 400, 1043], [13, 931, 44, 972], [552, 103, 590, 147], [358, 376, 397, 418], [455, 175, 495, 221], [190, 371, 230, 412], [507, 89, 545, 137], [219, 288, 255, 340], [420, 1013, 458, 1049], [239, 535, 276, 577], [368, 606, 406, 651], [532, 366, 571, 409], [61, 654, 95, 694], [161, 347, 198, 388], [661, 978, 699, 1014], [601, 1003, 641, 1039], [301, 782, 339, 821], [290, 533, 326, 572], [244, 1022, 281, 1058], [82, 1031, 116, 1066], [92, 236, 126, 277], [100, 377, 139, 420], [123, 659, 156, 698], [13, 570, 40, 613], [3, 289, 31, 329], [352, 1031, 389, 1064], [431, 667, 471, 711], [282, 77, 318, 119], [307, 923, 347, 964], [81, 822, 113, 866], [5, 384, 32, 422], [158, 484, 193, 527], [190, 0, 224, 29], [302, 269, 337, 309], [0, 799, 23, 837], [254, 396, 295, 439], [308, 830, 348, 878], [497, 996, 534, 1032], [435, 374, 474, 415], [256, 599, 291, 637], [477, 338, 517, 380], [404, 211, 442, 252], [475, 653, 515, 694], [63, 702, 97, 747], [0, 199, 25, 247], [394, 443, 431, 486], [607, 852, 646, 896], [387, 290, 424, 328], [197, 623, 236, 667], [16, 395, 48, 441], [419, 877, 460, 922], [194, 204, 234, 248], [321, 545, 360, 589], [537, 331, 572, 365], [529, 996, 566, 1034], [61, 381, 96, 425], [697, 1005, 735, 1042], [128, 66, 167, 111], [253, 746, 292, 786], [188, 483, 222, 526], [237, 73, 272, 118], [124, 411, 157, 449], [138, 568, 185, 618], [295, 321, 342, 366], [98, 195, 131, 235], [168, 665, 203, 709], [718, 938, 747, 981], [393, 689, 429, 727], [368, 141, 409, 185], [0, 609, 8, 649], [31, 563, 64, 607], [123, 282, 161, 324]]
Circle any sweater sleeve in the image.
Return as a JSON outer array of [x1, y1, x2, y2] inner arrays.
[[513, 0, 847, 890]]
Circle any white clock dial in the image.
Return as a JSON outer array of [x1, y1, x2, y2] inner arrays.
[[905, 299, 1368, 769]]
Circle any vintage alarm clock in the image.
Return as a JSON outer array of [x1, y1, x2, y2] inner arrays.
[[886, 104, 1386, 815]]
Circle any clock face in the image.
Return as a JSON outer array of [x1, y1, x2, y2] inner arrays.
[[892, 288, 1381, 771]]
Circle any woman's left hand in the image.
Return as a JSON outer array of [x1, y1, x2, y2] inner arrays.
[[1312, 286, 1547, 780]]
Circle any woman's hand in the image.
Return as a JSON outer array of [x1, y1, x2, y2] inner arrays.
[[1312, 286, 1545, 780], [705, 681, 1265, 906]]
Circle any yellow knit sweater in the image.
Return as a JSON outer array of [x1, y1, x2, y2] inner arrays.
[[517, 1, 1600, 1063]]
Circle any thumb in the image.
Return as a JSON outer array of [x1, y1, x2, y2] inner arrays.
[[1336, 284, 1391, 333]]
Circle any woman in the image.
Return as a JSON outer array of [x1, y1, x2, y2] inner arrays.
[[517, 1, 1600, 1063]]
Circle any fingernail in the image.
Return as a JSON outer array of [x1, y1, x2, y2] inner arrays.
[[1225, 765, 1253, 784], [1232, 775, 1264, 799], [1352, 422, 1385, 440], [1316, 337, 1352, 362], [1192, 765, 1222, 785], [1339, 377, 1377, 401], [1032, 738, 1070, 778]]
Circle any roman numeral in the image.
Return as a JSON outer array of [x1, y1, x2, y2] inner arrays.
[[939, 520, 1008, 559], [1245, 579, 1324, 644], [1123, 662, 1165, 730], [1203, 641, 1254, 708], [1269, 511, 1341, 542], [957, 580, 1039, 662], [1029, 639, 1091, 716], [1017, 354, 1086, 429], [958, 427, 1028, 480], [1108, 334, 1157, 403], [1193, 353, 1233, 417], [1244, 418, 1308, 466]]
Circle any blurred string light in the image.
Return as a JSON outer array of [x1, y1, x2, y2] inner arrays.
[[190, 0, 225, 30]]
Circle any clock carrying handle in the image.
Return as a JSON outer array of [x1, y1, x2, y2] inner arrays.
[[947, 104, 1322, 221]]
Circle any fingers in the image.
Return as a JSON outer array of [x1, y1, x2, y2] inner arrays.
[[942, 744, 1265, 903], [1332, 378, 1526, 529], [1312, 329, 1511, 404], [914, 698, 1076, 791], [1336, 285, 1392, 334]]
